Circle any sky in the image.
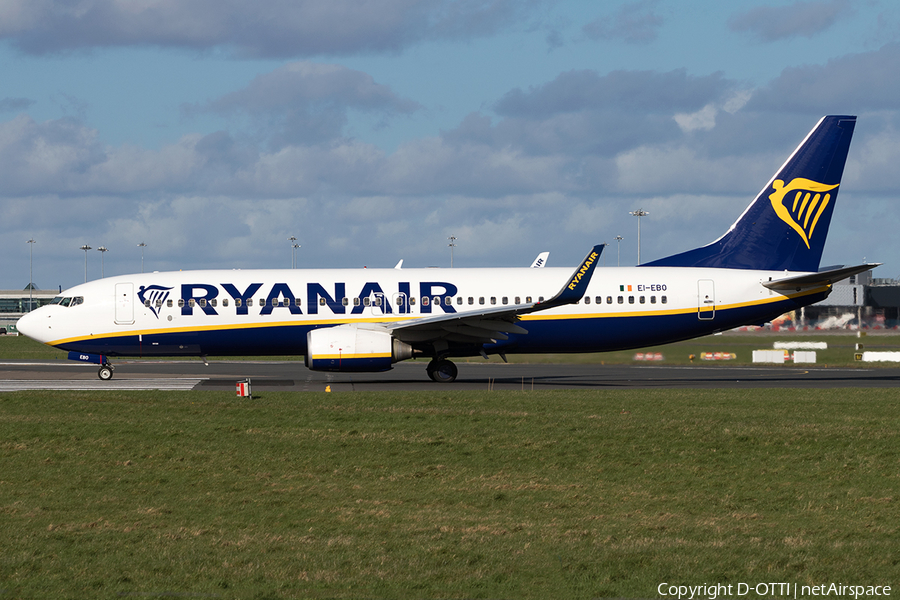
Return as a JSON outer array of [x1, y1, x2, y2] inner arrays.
[[2, 0, 900, 290]]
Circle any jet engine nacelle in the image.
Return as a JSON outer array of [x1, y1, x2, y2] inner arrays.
[[305, 324, 413, 372]]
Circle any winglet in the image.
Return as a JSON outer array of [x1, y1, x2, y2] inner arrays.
[[530, 251, 549, 268], [530, 244, 603, 311]]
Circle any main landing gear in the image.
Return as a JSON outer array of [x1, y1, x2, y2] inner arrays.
[[426, 359, 458, 383]]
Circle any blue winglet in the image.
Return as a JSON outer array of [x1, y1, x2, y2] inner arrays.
[[534, 244, 604, 310]]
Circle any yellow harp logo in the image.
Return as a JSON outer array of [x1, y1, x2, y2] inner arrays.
[[768, 178, 839, 249]]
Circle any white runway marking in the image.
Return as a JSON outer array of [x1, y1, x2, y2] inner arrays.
[[0, 379, 205, 392]]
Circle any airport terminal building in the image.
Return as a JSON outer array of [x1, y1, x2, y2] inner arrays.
[[1, 287, 58, 334]]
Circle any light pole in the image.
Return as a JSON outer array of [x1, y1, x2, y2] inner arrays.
[[80, 245, 91, 282], [629, 208, 649, 265], [289, 236, 299, 268], [448, 235, 457, 268], [98, 246, 108, 278], [27, 238, 35, 311], [137, 242, 147, 273], [614, 235, 623, 267]]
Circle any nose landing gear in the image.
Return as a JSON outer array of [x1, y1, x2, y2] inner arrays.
[[98, 364, 114, 380]]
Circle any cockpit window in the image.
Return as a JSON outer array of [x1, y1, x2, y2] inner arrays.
[[51, 296, 84, 307]]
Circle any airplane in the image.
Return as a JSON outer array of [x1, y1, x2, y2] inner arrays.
[[17, 115, 877, 383]]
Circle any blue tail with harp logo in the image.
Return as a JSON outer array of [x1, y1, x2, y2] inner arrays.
[[644, 115, 856, 272]]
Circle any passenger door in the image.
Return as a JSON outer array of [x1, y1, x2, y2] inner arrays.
[[697, 279, 715, 320]]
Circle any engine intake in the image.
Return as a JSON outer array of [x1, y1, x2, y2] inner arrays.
[[305, 325, 413, 372]]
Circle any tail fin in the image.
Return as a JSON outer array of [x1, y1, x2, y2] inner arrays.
[[644, 115, 856, 272]]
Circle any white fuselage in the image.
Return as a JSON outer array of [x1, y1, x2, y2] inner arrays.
[[17, 265, 827, 359]]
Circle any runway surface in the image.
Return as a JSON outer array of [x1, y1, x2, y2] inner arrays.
[[3, 359, 900, 391]]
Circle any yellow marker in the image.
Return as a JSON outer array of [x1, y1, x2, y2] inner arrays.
[[325, 385, 331, 392]]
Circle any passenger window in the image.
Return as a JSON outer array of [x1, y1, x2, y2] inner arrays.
[[235, 298, 242, 307], [539, 296, 544, 302], [363, 297, 370, 307], [526, 296, 532, 303], [456, 296, 462, 305], [247, 299, 253, 307], [199, 299, 207, 308], [295, 298, 302, 306], [650, 296, 656, 304], [628, 296, 634, 304], [319, 298, 326, 306], [468, 297, 474, 305], [584, 296, 590, 304], [515, 296, 521, 304], [490, 297, 497, 305], [410, 297, 416, 305], [662, 296, 668, 304], [354, 297, 361, 307], [178, 299, 185, 308], [223, 298, 229, 307], [606, 296, 612, 304], [375, 297, 383, 307], [617, 296, 623, 304], [502, 297, 508, 305], [639, 296, 645, 304], [144, 299, 151, 307], [422, 297, 430, 306], [479, 297, 485, 305]]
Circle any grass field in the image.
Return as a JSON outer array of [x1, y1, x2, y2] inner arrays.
[[1, 388, 898, 598]]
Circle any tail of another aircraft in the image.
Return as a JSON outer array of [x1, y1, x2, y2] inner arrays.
[[644, 115, 856, 272]]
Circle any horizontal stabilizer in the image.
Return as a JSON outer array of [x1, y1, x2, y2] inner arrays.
[[763, 263, 880, 291]]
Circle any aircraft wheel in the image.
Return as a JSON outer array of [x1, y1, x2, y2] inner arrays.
[[427, 359, 458, 383], [98, 366, 114, 381]]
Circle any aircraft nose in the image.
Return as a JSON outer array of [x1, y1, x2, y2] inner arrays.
[[16, 308, 51, 344]]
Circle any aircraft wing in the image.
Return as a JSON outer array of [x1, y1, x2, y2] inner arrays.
[[763, 263, 880, 291], [387, 245, 604, 345]]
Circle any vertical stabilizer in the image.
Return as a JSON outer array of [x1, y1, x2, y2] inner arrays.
[[644, 115, 856, 272]]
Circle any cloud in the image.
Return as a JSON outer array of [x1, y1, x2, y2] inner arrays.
[[749, 43, 900, 112], [583, 0, 663, 45], [451, 68, 735, 157], [495, 69, 729, 118], [0, 0, 543, 57], [193, 61, 421, 146], [728, 0, 852, 42], [0, 97, 35, 112], [5, 47, 900, 286]]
